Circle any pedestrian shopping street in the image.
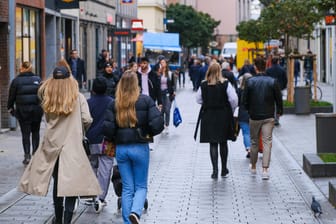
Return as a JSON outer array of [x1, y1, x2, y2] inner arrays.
[[0, 80, 336, 224]]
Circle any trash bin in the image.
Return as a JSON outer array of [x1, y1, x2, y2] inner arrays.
[[294, 86, 310, 114], [316, 113, 336, 153]]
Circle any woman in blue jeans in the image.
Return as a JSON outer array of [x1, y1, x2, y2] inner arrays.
[[238, 73, 252, 158], [103, 71, 164, 224]]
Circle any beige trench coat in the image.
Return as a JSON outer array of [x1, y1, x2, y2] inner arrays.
[[19, 94, 102, 197]]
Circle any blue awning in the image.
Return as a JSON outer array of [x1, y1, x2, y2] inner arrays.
[[143, 32, 182, 52]]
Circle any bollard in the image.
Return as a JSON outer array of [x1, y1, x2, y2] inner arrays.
[[315, 113, 336, 153], [294, 86, 311, 114]]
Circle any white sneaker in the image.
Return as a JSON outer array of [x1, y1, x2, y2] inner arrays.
[[262, 170, 269, 180], [249, 164, 257, 175]]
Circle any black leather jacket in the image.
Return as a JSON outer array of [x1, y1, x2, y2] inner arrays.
[[243, 74, 283, 120]]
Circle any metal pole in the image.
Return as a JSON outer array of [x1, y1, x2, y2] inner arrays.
[[9, 0, 16, 129], [333, 25, 336, 112]]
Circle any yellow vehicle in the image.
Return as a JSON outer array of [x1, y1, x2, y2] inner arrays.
[[236, 39, 264, 70]]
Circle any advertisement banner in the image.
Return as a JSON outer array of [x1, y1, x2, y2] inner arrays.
[[56, 0, 79, 9], [121, 0, 134, 4]]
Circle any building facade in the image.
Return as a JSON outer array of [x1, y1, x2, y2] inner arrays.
[[0, 0, 45, 129], [138, 0, 166, 33]]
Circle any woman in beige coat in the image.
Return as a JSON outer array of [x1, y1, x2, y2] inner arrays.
[[19, 65, 101, 224]]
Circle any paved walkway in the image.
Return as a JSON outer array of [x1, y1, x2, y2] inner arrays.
[[0, 80, 336, 223]]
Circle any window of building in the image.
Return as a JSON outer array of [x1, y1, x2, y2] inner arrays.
[[15, 6, 40, 75]]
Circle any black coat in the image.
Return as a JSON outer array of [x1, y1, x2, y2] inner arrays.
[[103, 94, 164, 144], [243, 74, 283, 120], [101, 72, 120, 98], [199, 81, 234, 143], [67, 57, 86, 86], [7, 72, 43, 122], [137, 70, 162, 105], [265, 64, 288, 90]]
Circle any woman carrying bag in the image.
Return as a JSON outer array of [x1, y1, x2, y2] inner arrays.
[[195, 62, 238, 179], [19, 64, 101, 224]]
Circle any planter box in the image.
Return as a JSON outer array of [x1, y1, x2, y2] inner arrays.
[[311, 106, 333, 113], [329, 181, 336, 207], [303, 153, 336, 177], [283, 106, 333, 114]]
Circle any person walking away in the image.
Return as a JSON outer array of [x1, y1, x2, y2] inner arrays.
[[67, 49, 87, 89], [239, 59, 256, 78], [195, 63, 238, 179], [7, 61, 43, 165], [222, 61, 238, 90], [237, 73, 253, 158], [190, 59, 202, 91], [294, 58, 301, 87], [265, 56, 287, 126], [103, 71, 164, 224], [157, 58, 176, 134], [86, 77, 114, 212], [199, 57, 210, 88], [100, 62, 120, 98], [304, 50, 314, 85], [243, 56, 283, 180], [19, 65, 101, 224]]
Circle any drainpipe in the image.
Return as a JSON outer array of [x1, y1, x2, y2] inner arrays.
[[9, 0, 16, 129], [333, 25, 336, 112]]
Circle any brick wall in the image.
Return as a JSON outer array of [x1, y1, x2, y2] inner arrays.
[[16, 0, 44, 9], [0, 1, 9, 128]]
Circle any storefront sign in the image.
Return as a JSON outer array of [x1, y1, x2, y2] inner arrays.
[[325, 14, 336, 26], [131, 20, 144, 31], [113, 28, 131, 36], [56, 0, 79, 9]]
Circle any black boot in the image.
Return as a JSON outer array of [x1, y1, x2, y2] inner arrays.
[[63, 211, 73, 224], [22, 154, 31, 165], [53, 205, 63, 224], [210, 144, 218, 179], [220, 143, 229, 177]]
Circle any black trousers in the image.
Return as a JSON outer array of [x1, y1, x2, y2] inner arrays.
[[52, 160, 76, 213], [18, 120, 41, 155]]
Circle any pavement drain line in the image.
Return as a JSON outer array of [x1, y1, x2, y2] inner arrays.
[[273, 135, 336, 223], [0, 188, 26, 214]]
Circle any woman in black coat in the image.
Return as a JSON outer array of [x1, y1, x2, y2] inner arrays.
[[7, 61, 43, 165], [196, 62, 238, 179]]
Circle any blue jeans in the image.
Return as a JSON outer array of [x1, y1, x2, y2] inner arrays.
[[116, 143, 150, 224], [239, 121, 251, 150]]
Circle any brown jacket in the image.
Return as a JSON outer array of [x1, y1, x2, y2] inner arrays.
[[19, 94, 102, 197]]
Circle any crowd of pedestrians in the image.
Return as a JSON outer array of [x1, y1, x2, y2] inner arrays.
[[7, 47, 293, 223]]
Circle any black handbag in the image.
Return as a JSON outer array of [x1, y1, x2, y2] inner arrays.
[[82, 136, 91, 156], [79, 99, 91, 156]]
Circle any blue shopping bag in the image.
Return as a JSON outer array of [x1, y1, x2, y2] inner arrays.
[[173, 100, 182, 127]]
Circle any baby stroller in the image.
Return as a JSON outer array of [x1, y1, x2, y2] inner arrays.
[[111, 165, 148, 210]]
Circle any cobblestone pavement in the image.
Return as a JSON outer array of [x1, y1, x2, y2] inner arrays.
[[0, 80, 335, 224]]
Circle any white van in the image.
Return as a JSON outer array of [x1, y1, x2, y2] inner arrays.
[[221, 42, 237, 59]]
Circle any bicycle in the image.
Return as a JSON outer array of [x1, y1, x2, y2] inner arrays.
[[308, 82, 323, 101]]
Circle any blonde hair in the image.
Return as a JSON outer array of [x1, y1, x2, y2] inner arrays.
[[20, 61, 32, 73], [38, 75, 79, 115], [205, 62, 224, 85], [115, 70, 140, 128]]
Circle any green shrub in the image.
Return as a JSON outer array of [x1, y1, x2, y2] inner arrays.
[[318, 153, 336, 162], [283, 100, 332, 107]]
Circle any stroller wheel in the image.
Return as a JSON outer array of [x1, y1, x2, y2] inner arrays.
[[117, 197, 122, 210], [144, 199, 148, 210]]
